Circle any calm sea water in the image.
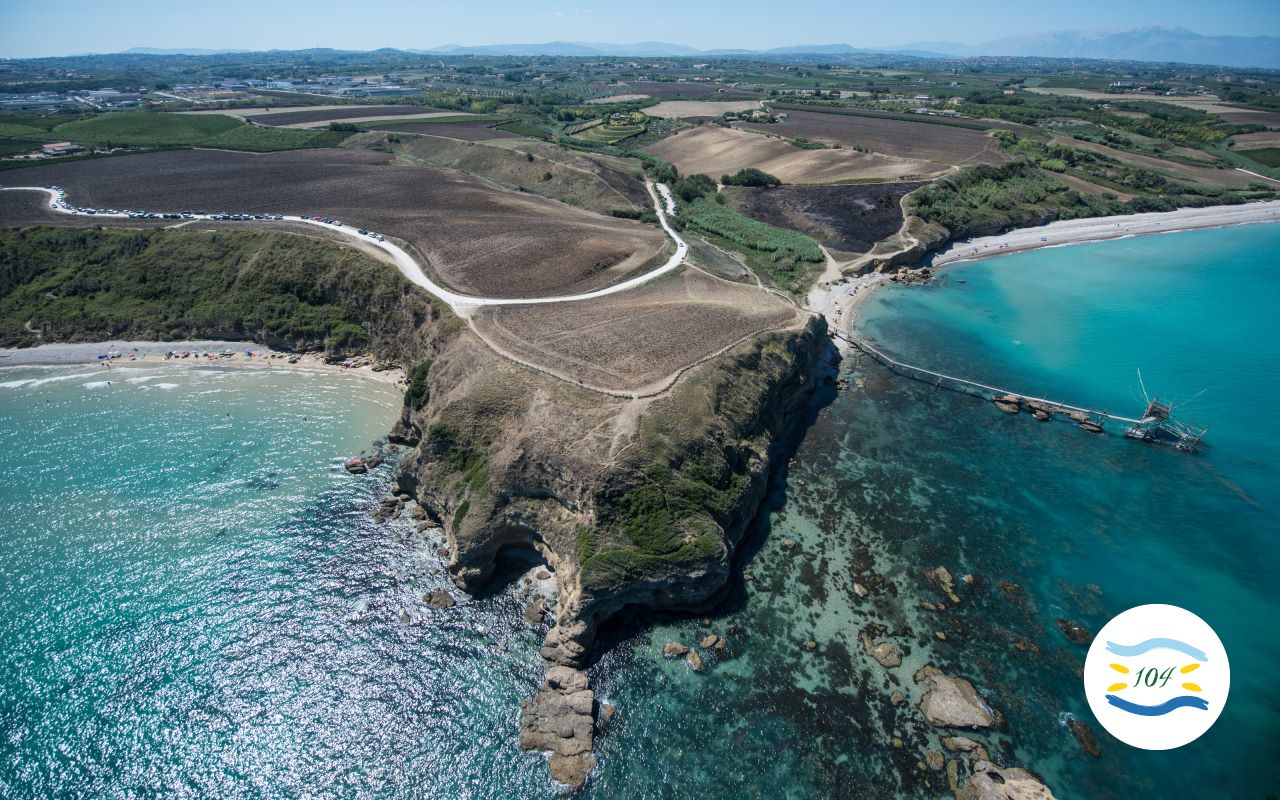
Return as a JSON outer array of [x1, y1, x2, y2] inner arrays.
[[2, 223, 1277, 799], [0, 366, 553, 798]]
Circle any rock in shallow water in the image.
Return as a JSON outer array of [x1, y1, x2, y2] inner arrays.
[[523, 596, 547, 625], [1066, 716, 1101, 758], [520, 666, 596, 790], [963, 760, 1057, 800], [914, 665, 998, 729], [662, 641, 689, 658], [1056, 617, 1092, 646]]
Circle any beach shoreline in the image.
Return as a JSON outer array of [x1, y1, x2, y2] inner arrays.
[[0, 340, 407, 388], [805, 200, 1280, 340], [930, 199, 1280, 267]]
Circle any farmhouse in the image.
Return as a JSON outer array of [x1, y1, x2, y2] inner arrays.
[[41, 141, 84, 156]]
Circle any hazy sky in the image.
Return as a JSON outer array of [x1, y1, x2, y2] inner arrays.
[[2, 0, 1277, 58]]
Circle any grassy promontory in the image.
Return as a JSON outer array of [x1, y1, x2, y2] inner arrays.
[[0, 226, 455, 354]]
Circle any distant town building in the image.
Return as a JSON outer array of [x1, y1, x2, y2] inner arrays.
[[42, 141, 84, 156]]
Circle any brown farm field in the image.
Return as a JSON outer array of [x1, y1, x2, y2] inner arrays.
[[645, 101, 763, 119], [368, 120, 521, 141], [726, 182, 925, 259], [1232, 131, 1280, 150], [245, 105, 446, 126], [391, 134, 651, 212], [624, 81, 761, 100], [0, 149, 666, 299], [736, 109, 1010, 166], [645, 125, 944, 184], [470, 268, 804, 393]]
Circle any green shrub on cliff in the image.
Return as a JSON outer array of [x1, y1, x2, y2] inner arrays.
[[581, 455, 745, 588], [406, 359, 434, 410]]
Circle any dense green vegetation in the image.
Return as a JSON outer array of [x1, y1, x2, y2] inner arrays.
[[960, 91, 1235, 146], [909, 163, 1129, 237], [581, 457, 732, 587], [637, 152, 678, 184], [0, 227, 432, 350], [406, 359, 434, 410], [678, 197, 824, 293], [672, 173, 716, 202], [721, 168, 781, 187]]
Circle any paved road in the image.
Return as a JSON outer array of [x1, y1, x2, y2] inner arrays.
[[0, 181, 689, 318]]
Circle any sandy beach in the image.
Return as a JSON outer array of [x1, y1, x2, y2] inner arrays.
[[806, 273, 888, 344], [931, 199, 1280, 267], [0, 340, 407, 387]]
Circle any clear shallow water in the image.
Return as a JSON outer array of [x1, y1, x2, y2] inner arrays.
[[583, 223, 1280, 798], [0, 365, 553, 798], [3, 222, 1278, 800]]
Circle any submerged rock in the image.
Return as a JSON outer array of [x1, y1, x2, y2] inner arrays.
[[915, 666, 998, 729], [925, 749, 945, 771], [1066, 716, 1101, 758], [964, 760, 1057, 800], [519, 666, 596, 790], [1056, 618, 1092, 646], [993, 394, 1021, 414], [942, 735, 981, 752]]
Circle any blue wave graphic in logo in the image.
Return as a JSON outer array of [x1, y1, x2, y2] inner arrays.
[[1105, 694, 1209, 716], [1105, 638, 1207, 661]]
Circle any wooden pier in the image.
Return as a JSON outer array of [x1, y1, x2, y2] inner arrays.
[[831, 330, 1204, 451]]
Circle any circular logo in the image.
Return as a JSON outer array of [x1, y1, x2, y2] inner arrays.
[[1083, 604, 1229, 750]]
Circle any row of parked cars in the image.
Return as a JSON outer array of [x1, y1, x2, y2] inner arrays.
[[299, 215, 386, 241], [35, 185, 389, 243]]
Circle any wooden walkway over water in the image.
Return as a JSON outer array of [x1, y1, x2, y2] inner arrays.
[[832, 330, 1144, 426]]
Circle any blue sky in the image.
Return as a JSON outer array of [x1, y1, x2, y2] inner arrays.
[[2, 0, 1277, 58]]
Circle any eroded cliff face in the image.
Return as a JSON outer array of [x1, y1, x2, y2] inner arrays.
[[392, 315, 827, 788], [397, 317, 826, 666]]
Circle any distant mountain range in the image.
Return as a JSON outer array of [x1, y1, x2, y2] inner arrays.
[[893, 26, 1279, 68], [417, 27, 1278, 69], [124, 47, 252, 56], [115, 27, 1279, 69]]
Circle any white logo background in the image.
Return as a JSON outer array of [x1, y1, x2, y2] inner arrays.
[[1083, 603, 1229, 750]]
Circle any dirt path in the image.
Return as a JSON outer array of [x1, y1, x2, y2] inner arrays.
[[3, 182, 828, 401], [2, 183, 686, 317]]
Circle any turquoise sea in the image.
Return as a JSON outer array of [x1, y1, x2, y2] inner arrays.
[[2, 222, 1277, 799]]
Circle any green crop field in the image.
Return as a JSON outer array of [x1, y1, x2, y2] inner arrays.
[[1239, 148, 1280, 168], [570, 112, 647, 145], [679, 197, 824, 293], [0, 112, 349, 153]]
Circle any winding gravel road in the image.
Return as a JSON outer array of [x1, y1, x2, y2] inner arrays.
[[1, 181, 688, 318]]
